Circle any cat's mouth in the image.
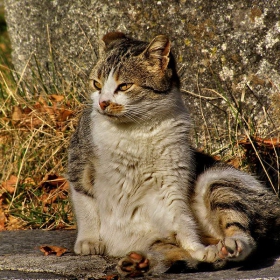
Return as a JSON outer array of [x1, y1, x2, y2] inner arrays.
[[97, 102, 125, 119]]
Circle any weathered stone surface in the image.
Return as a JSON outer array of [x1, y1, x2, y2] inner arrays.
[[0, 230, 115, 279], [4, 0, 280, 151], [1, 230, 280, 280]]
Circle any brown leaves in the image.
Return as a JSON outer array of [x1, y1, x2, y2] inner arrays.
[[40, 245, 67, 256], [0, 175, 17, 230], [0, 173, 73, 230], [0, 210, 7, 231], [39, 174, 69, 213], [238, 136, 280, 148], [1, 77, 82, 231], [1, 175, 17, 194], [10, 95, 74, 131], [97, 275, 120, 280], [0, 175, 25, 230]]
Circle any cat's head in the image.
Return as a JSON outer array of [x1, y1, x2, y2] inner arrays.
[[89, 32, 182, 123]]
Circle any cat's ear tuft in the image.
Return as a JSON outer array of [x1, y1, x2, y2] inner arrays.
[[142, 35, 171, 71], [102, 32, 126, 47]]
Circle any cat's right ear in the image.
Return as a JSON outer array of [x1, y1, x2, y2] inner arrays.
[[98, 32, 126, 57], [141, 35, 171, 72]]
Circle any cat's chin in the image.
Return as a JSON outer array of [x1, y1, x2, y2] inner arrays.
[[97, 110, 131, 123]]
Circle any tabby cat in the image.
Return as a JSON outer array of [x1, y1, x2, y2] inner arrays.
[[68, 32, 280, 277]]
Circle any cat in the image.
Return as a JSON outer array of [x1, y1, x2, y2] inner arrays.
[[67, 31, 280, 277]]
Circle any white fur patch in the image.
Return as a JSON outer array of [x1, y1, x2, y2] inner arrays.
[[101, 68, 117, 103], [87, 111, 201, 256]]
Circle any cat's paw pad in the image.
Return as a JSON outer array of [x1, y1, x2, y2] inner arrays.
[[74, 239, 106, 255], [217, 236, 253, 261], [117, 251, 150, 277]]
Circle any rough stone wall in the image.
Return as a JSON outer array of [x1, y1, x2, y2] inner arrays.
[[4, 0, 280, 151]]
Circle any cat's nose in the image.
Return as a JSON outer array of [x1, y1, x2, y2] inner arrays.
[[99, 100, 110, 110]]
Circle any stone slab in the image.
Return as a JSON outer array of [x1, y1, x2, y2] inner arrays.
[[0, 230, 280, 279]]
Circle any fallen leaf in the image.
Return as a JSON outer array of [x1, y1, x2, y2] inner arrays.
[[1, 175, 17, 194], [0, 193, 7, 207], [0, 133, 12, 146], [40, 174, 69, 190], [23, 177, 36, 186], [11, 106, 22, 121], [11, 104, 43, 129], [49, 94, 64, 102], [254, 136, 280, 147], [58, 108, 74, 122], [0, 210, 7, 231], [6, 215, 26, 230], [39, 245, 67, 256], [238, 136, 280, 148], [227, 157, 242, 169], [97, 275, 120, 280]]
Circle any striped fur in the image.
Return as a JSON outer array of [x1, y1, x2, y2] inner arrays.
[[68, 32, 280, 276]]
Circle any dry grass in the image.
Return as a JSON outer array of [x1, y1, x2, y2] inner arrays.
[[0, 28, 85, 228], [0, 83, 82, 229]]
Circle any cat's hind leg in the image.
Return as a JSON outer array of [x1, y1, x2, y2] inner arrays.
[[192, 166, 260, 262]]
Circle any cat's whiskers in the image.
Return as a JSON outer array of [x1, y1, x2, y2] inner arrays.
[[123, 111, 149, 124], [123, 106, 152, 119], [123, 114, 142, 125]]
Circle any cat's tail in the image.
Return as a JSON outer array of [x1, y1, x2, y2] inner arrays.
[[192, 164, 280, 259]]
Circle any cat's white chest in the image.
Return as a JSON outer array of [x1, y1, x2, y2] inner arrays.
[[91, 113, 191, 256]]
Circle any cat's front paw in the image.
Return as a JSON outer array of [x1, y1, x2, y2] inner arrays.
[[74, 238, 106, 255], [190, 245, 220, 263], [117, 251, 150, 277], [217, 236, 255, 261]]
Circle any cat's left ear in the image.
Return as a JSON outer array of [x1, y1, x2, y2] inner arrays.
[[141, 35, 171, 71], [98, 31, 127, 57]]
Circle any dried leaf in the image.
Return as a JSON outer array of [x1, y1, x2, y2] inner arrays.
[[41, 193, 57, 205], [49, 94, 64, 102], [238, 136, 280, 148], [6, 215, 26, 230], [37, 96, 56, 124], [1, 175, 17, 194], [97, 275, 120, 280], [0, 193, 6, 207], [11, 104, 43, 129], [227, 157, 242, 169], [40, 174, 69, 190], [0, 210, 7, 231], [58, 108, 74, 122], [11, 106, 23, 121], [254, 136, 280, 147], [23, 177, 36, 186], [0, 133, 11, 145], [39, 245, 67, 256]]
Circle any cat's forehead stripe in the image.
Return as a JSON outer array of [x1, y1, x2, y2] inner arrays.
[[100, 42, 147, 79]]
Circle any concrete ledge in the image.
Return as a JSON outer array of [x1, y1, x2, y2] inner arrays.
[[0, 230, 280, 279]]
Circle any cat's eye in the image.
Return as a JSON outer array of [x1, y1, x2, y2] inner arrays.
[[93, 80, 102, 90], [118, 83, 133, 91]]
